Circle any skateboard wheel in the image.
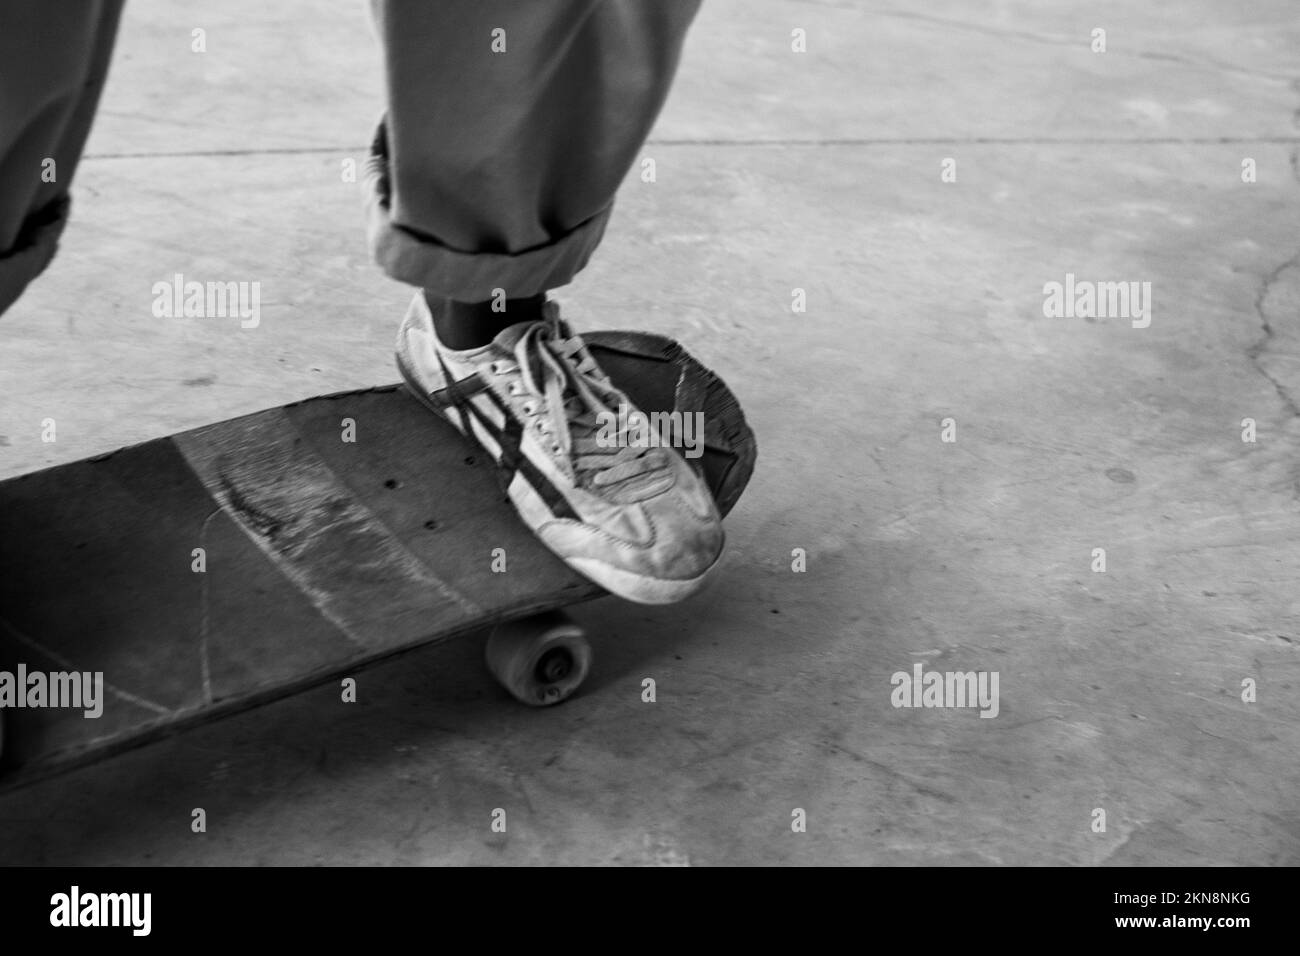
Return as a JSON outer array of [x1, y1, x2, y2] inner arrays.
[[485, 610, 591, 706]]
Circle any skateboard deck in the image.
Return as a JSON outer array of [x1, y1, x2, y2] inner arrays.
[[0, 331, 756, 788]]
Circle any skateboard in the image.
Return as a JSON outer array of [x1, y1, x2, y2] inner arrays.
[[0, 331, 756, 789]]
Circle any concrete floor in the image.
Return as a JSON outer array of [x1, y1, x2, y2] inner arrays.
[[2, 0, 1299, 865]]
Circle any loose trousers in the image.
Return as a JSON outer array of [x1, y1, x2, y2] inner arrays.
[[0, 1, 701, 316]]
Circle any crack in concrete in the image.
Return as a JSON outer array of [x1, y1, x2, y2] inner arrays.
[[804, 1, 1299, 84], [81, 136, 1300, 161], [1246, 87, 1300, 422], [1246, 128, 1300, 422], [1247, 248, 1300, 420], [650, 136, 1300, 146]]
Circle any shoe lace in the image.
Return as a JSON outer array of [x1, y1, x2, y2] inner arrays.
[[510, 314, 666, 494]]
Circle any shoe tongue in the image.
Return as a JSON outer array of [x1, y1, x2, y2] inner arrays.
[[490, 319, 540, 352], [490, 302, 571, 348], [492, 315, 575, 391]]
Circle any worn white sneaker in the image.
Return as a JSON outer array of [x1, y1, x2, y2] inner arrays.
[[396, 294, 724, 604]]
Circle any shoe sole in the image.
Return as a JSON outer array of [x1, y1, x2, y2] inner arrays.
[[567, 552, 721, 605]]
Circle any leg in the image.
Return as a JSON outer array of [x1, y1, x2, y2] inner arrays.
[[373, 0, 726, 606], [366, 0, 702, 344], [0, 0, 124, 317]]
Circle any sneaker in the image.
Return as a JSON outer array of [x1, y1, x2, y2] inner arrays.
[[395, 294, 725, 604]]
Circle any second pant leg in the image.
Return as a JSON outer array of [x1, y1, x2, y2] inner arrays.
[[0, 0, 124, 317], [366, 0, 701, 301]]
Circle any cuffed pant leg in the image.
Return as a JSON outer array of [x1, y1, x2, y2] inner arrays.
[[0, 0, 124, 317], [365, 0, 701, 301]]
